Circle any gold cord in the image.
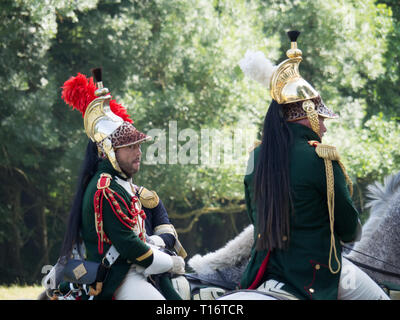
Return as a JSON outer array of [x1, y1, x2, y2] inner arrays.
[[310, 141, 354, 274], [324, 159, 341, 274], [338, 161, 353, 197]]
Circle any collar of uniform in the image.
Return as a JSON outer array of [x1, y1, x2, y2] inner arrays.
[[114, 176, 139, 197], [97, 159, 129, 181], [287, 122, 321, 143]]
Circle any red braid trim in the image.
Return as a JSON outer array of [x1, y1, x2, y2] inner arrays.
[[93, 174, 147, 255], [94, 189, 111, 255], [104, 189, 134, 230]]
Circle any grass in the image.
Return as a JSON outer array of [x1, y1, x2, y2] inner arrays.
[[0, 284, 44, 300]]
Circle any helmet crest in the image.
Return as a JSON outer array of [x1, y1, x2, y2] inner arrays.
[[61, 72, 133, 123]]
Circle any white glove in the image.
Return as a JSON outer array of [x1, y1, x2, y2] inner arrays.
[[143, 246, 173, 277], [169, 255, 185, 275], [146, 235, 166, 248]]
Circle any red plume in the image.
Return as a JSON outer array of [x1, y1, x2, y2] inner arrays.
[[110, 100, 133, 123], [62, 72, 133, 123], [61, 73, 97, 117]]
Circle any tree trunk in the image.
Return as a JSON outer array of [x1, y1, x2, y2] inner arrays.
[[31, 202, 50, 281], [6, 190, 23, 279]]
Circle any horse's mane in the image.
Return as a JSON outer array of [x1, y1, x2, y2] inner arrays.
[[188, 224, 254, 275], [363, 171, 400, 240]]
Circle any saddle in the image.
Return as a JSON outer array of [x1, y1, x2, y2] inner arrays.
[[171, 273, 299, 300]]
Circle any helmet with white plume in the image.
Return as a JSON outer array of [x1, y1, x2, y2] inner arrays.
[[239, 31, 337, 137]]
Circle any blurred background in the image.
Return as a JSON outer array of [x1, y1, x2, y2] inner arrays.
[[0, 0, 399, 286]]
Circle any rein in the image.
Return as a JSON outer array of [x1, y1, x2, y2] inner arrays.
[[343, 245, 400, 280]]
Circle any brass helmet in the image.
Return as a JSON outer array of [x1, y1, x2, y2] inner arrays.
[[239, 31, 337, 137], [62, 68, 151, 176]]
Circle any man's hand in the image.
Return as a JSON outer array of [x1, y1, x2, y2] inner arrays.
[[169, 256, 185, 274], [146, 235, 166, 248]]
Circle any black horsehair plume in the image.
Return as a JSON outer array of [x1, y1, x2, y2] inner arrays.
[[91, 67, 102, 83], [287, 30, 300, 42]]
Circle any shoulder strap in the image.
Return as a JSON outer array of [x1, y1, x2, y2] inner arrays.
[[97, 173, 112, 189]]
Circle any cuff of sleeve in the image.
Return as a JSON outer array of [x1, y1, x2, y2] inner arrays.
[[134, 248, 154, 268], [158, 233, 175, 249]]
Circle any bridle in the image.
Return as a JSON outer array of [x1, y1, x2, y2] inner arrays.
[[343, 245, 400, 280]]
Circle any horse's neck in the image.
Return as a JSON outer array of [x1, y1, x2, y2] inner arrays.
[[350, 173, 400, 260], [347, 194, 400, 286]]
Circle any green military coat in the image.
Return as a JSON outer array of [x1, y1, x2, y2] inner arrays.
[[240, 122, 360, 300], [81, 160, 155, 300]]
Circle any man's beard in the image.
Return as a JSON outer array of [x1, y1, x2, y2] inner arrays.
[[120, 160, 140, 178]]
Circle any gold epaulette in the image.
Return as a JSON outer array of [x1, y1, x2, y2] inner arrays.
[[307, 140, 340, 161], [138, 187, 159, 209], [248, 140, 261, 153]]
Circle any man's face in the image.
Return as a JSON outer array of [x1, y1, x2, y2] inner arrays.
[[115, 143, 142, 177]]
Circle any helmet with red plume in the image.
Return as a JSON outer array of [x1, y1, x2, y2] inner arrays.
[[61, 68, 151, 176]]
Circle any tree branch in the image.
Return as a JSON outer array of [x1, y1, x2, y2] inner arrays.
[[171, 204, 246, 233]]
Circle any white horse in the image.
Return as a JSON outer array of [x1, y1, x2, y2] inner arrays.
[[186, 172, 400, 300]]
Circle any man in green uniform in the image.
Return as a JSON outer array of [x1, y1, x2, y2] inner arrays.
[[50, 68, 186, 300], [238, 31, 389, 300]]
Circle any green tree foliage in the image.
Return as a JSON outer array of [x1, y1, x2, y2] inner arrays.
[[0, 0, 99, 283], [0, 0, 399, 283]]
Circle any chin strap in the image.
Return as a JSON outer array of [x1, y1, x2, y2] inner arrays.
[[308, 141, 353, 274], [302, 100, 321, 138]]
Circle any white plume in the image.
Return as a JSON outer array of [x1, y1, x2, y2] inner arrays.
[[238, 50, 277, 88]]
